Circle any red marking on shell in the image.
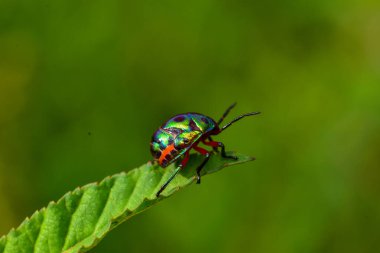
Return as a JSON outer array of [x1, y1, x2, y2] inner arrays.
[[174, 115, 185, 122], [189, 119, 201, 131], [201, 117, 208, 123], [159, 143, 176, 166]]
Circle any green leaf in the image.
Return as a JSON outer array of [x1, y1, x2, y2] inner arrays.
[[0, 152, 254, 253]]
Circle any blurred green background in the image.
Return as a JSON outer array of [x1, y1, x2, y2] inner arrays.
[[1, 0, 380, 252]]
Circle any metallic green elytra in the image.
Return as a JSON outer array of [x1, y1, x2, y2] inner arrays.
[[150, 113, 218, 168], [150, 103, 260, 197]]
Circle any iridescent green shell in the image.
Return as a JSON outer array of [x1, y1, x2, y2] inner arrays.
[[150, 113, 218, 167]]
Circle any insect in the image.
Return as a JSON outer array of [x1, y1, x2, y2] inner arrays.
[[150, 103, 260, 197]]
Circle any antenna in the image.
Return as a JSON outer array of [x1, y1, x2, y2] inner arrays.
[[217, 102, 237, 125], [221, 112, 261, 132]]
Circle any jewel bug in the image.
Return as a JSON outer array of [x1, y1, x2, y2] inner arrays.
[[150, 103, 260, 197]]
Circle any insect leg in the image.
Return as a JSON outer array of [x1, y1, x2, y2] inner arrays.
[[202, 140, 238, 160], [207, 136, 219, 152], [193, 146, 211, 184], [156, 151, 190, 198]]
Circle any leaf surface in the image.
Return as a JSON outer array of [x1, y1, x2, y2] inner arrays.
[[0, 152, 254, 253]]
